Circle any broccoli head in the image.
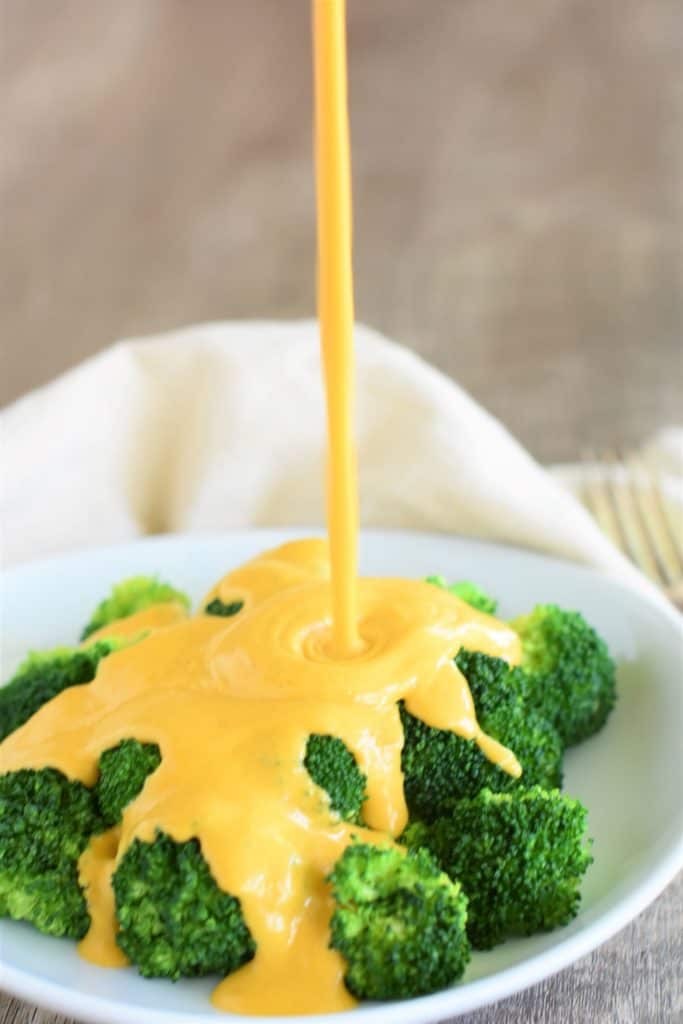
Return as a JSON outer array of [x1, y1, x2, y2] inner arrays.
[[81, 576, 191, 640], [95, 739, 162, 827], [401, 650, 562, 821], [454, 649, 519, 718], [113, 832, 255, 979], [0, 768, 103, 938], [328, 842, 470, 1000], [426, 576, 498, 615], [304, 734, 367, 822], [0, 639, 126, 743], [404, 786, 592, 949], [511, 605, 616, 746], [204, 598, 245, 617]]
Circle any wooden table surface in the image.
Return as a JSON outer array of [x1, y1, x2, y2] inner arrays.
[[1, 2, 681, 1022]]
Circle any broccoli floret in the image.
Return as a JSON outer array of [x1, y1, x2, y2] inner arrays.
[[400, 651, 562, 821], [401, 702, 562, 822], [95, 739, 162, 827], [511, 605, 616, 746], [0, 768, 103, 938], [204, 598, 245, 617], [460, 650, 564, 792], [0, 639, 125, 742], [113, 832, 255, 979], [403, 787, 592, 949], [81, 576, 191, 640], [304, 735, 367, 822], [454, 649, 519, 718], [328, 842, 470, 1000], [426, 576, 498, 615]]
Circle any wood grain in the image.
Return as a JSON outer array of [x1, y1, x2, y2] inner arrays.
[[0, 1, 681, 1021]]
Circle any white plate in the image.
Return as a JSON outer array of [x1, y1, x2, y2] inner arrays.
[[1, 529, 682, 1024]]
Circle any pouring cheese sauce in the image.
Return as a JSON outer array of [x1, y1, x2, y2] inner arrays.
[[0, 1, 524, 1014]]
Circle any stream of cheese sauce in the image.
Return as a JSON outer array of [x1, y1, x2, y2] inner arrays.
[[0, 1, 525, 1015], [314, 0, 360, 658]]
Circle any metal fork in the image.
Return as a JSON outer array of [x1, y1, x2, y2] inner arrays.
[[581, 450, 683, 610]]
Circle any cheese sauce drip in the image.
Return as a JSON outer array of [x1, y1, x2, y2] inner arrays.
[[0, 539, 521, 1014]]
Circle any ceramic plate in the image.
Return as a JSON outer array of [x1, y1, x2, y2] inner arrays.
[[2, 529, 682, 1024]]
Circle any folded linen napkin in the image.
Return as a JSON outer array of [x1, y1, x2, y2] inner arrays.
[[1, 321, 676, 594]]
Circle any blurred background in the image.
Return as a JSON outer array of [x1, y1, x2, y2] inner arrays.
[[1, 0, 681, 462]]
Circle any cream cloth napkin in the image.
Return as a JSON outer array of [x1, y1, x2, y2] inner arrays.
[[0, 321, 675, 591]]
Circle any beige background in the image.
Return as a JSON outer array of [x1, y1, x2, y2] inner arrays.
[[2, 0, 681, 463], [1, 1, 681, 1022]]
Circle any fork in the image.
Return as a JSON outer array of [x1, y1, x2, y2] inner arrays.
[[581, 450, 683, 611]]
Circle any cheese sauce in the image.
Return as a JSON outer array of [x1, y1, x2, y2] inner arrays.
[[314, 0, 360, 658], [0, 0, 524, 1015], [0, 541, 521, 1013]]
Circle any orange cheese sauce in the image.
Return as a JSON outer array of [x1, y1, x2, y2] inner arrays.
[[0, 539, 521, 1014], [314, 0, 360, 658], [77, 828, 127, 968], [85, 602, 188, 643]]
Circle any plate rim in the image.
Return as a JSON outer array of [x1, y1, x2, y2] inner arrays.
[[2, 527, 682, 1024]]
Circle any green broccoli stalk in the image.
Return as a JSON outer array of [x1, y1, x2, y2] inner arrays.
[[328, 843, 470, 1000], [304, 735, 367, 822], [81, 576, 191, 640], [401, 650, 562, 821], [113, 832, 255, 980], [95, 739, 162, 827], [204, 598, 245, 617], [0, 768, 103, 938], [511, 605, 616, 746], [403, 787, 592, 949], [426, 576, 498, 615], [0, 639, 127, 743]]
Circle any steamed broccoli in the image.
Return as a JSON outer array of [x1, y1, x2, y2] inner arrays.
[[0, 768, 103, 938], [401, 650, 562, 821], [304, 734, 367, 822], [403, 787, 592, 949], [328, 843, 470, 1000], [454, 649, 521, 719], [81, 576, 191, 640], [95, 739, 162, 827], [0, 639, 126, 743], [204, 598, 245, 617], [0, 569, 611, 1002], [426, 576, 498, 615], [113, 832, 255, 979], [511, 605, 616, 746]]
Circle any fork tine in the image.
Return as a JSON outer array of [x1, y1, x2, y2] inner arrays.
[[605, 449, 666, 586], [652, 469, 683, 572], [626, 451, 683, 585], [581, 450, 628, 552]]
